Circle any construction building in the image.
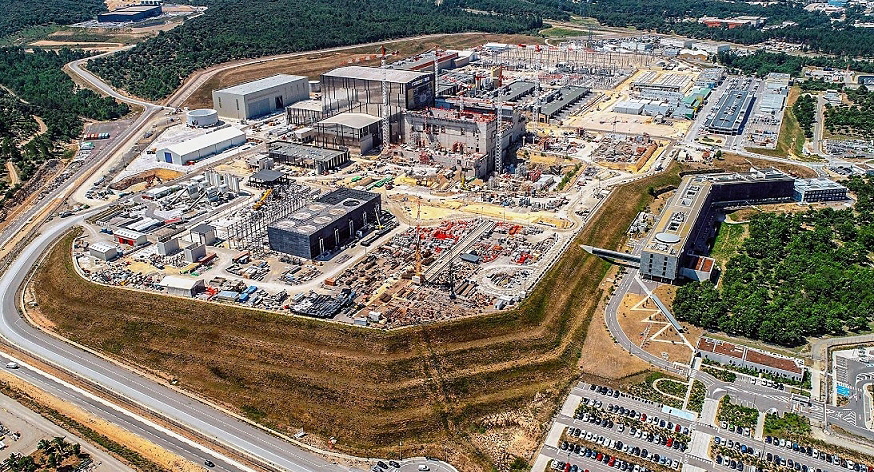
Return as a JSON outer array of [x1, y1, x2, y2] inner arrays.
[[159, 276, 205, 298], [403, 105, 525, 177], [696, 337, 805, 382], [320, 66, 435, 142], [631, 72, 692, 94], [114, 228, 148, 246], [89, 242, 119, 261], [705, 89, 755, 135], [640, 169, 795, 283], [97, 5, 162, 22], [535, 86, 591, 123], [793, 178, 848, 202], [155, 127, 246, 165], [268, 141, 350, 173], [313, 113, 382, 154], [267, 189, 381, 259], [212, 75, 309, 121]]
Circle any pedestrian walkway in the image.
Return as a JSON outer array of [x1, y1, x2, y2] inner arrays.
[[754, 411, 766, 440]]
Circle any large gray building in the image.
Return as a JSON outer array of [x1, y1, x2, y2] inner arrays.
[[267, 189, 381, 259], [320, 66, 434, 142], [641, 168, 795, 282], [213, 74, 309, 121]]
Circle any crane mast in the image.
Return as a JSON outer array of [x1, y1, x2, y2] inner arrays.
[[381, 46, 390, 155]]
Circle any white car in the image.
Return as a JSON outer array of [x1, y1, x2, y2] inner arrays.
[[5, 362, 18, 369]]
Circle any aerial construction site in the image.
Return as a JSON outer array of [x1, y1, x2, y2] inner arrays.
[[70, 36, 720, 329]]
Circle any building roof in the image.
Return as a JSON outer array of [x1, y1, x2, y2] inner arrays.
[[249, 169, 285, 183], [89, 242, 117, 252], [216, 74, 307, 97], [697, 336, 804, 375], [795, 178, 847, 192], [288, 99, 326, 112], [114, 228, 145, 240], [159, 275, 204, 290], [318, 112, 381, 129], [161, 127, 245, 157], [269, 188, 380, 236], [191, 223, 216, 235], [102, 5, 161, 14], [322, 66, 429, 84]]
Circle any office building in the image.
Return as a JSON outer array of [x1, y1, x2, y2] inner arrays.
[[641, 169, 795, 282], [793, 178, 848, 202]]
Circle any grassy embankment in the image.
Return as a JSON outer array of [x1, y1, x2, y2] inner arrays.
[[32, 166, 684, 467]]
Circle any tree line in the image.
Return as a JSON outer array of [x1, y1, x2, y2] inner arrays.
[[675, 175, 874, 346], [584, 0, 874, 57], [792, 93, 816, 138], [89, 0, 549, 100], [717, 50, 874, 77]]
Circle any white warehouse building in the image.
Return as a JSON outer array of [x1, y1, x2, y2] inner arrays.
[[212, 74, 309, 121], [156, 127, 246, 165]]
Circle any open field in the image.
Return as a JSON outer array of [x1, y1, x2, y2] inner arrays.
[[710, 221, 748, 269], [182, 33, 542, 109], [32, 165, 684, 469]]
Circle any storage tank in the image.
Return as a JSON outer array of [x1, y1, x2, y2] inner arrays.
[[187, 109, 219, 128]]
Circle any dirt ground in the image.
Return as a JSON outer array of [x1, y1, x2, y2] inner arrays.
[[616, 291, 697, 365], [182, 33, 542, 109], [710, 153, 819, 179]]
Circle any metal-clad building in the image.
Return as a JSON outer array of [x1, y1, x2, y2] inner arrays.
[[213, 75, 309, 121], [155, 127, 246, 165], [320, 66, 434, 142], [313, 113, 382, 154], [794, 178, 848, 202], [267, 189, 381, 258], [97, 5, 162, 22]]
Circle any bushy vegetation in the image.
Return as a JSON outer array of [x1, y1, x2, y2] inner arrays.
[[675, 175, 874, 346], [826, 85, 874, 139], [801, 79, 841, 92], [718, 396, 759, 429], [701, 365, 737, 383], [687, 380, 706, 414], [0, 0, 104, 40], [792, 93, 816, 139], [763, 412, 811, 438], [89, 0, 551, 100]]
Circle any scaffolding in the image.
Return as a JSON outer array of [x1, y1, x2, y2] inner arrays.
[[225, 183, 313, 249]]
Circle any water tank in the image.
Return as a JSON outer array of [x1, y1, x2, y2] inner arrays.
[[186, 109, 219, 128]]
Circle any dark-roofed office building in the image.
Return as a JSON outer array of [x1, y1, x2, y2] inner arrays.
[[267, 141, 350, 174], [705, 89, 755, 135], [267, 189, 381, 258]]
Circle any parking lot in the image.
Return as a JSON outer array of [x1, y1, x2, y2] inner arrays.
[[540, 383, 698, 472]]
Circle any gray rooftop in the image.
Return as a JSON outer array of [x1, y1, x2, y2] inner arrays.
[[323, 66, 429, 84], [318, 112, 381, 129], [249, 169, 285, 183], [216, 74, 307, 97], [268, 141, 347, 163]]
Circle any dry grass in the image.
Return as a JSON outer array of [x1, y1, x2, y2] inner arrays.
[[182, 33, 542, 109], [32, 165, 685, 469], [692, 152, 818, 179]]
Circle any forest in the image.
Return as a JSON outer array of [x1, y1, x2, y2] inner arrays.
[[674, 175, 874, 346], [0, 0, 105, 39], [825, 85, 874, 138], [88, 0, 552, 100], [0, 48, 129, 183], [792, 93, 816, 138], [585, 0, 874, 57]]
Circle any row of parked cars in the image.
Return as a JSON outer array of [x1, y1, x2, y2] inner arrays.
[[552, 444, 653, 472], [720, 421, 752, 437], [577, 396, 691, 446], [765, 436, 872, 472], [588, 384, 659, 407], [563, 427, 682, 470], [370, 460, 402, 472]]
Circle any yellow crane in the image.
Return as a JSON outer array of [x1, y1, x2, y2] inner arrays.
[[253, 188, 273, 210]]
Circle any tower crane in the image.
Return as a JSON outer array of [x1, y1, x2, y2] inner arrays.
[[380, 45, 391, 155], [412, 196, 424, 285]]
